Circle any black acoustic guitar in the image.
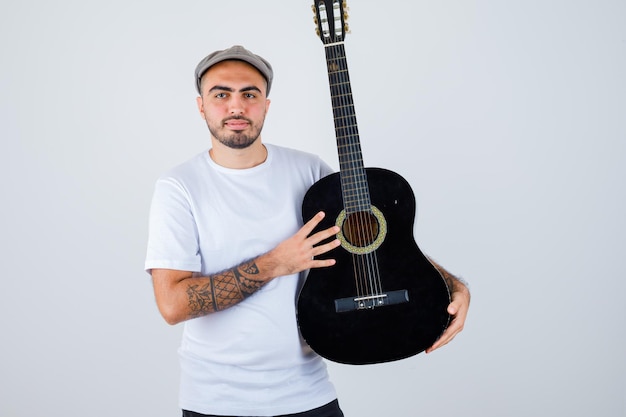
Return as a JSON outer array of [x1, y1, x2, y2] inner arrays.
[[297, 0, 451, 365]]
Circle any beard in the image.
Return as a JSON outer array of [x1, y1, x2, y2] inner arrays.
[[207, 116, 264, 150]]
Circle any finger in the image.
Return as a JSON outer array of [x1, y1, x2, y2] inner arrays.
[[425, 301, 467, 353], [447, 298, 462, 316], [312, 236, 341, 257], [425, 320, 461, 353], [309, 224, 340, 246], [448, 290, 470, 321], [309, 257, 337, 269], [299, 211, 327, 237]]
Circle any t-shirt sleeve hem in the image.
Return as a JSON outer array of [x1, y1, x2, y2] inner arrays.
[[144, 259, 201, 274]]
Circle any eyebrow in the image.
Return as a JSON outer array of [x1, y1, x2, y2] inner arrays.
[[208, 85, 262, 94]]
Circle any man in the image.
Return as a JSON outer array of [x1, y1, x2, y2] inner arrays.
[[145, 45, 470, 417]]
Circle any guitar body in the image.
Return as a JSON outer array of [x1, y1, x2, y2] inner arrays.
[[298, 168, 451, 365]]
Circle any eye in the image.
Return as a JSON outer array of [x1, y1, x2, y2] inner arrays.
[[215, 92, 228, 99], [244, 92, 256, 99]]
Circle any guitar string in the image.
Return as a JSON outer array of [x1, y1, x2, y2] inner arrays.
[[327, 41, 363, 298], [336, 41, 381, 301], [330, 30, 382, 301], [328, 39, 384, 302], [327, 40, 365, 298]]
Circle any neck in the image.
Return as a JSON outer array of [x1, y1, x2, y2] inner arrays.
[[209, 140, 267, 169]]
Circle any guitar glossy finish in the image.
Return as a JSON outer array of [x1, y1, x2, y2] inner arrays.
[[297, 0, 451, 364], [298, 168, 451, 365]]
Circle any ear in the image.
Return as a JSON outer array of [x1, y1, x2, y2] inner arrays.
[[265, 98, 271, 113], [196, 96, 206, 120]]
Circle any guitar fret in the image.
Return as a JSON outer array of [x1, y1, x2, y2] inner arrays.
[[329, 84, 352, 92], [329, 90, 352, 98], [342, 183, 369, 191], [331, 106, 356, 114], [335, 129, 358, 137], [343, 188, 370, 199], [329, 76, 351, 83], [337, 145, 362, 151], [341, 173, 368, 181], [330, 101, 355, 109], [337, 149, 364, 158], [331, 106, 354, 115], [330, 91, 352, 97], [343, 203, 371, 213], [339, 168, 366, 177], [333, 115, 357, 123]]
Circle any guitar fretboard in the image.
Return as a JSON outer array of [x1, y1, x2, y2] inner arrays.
[[324, 42, 371, 214]]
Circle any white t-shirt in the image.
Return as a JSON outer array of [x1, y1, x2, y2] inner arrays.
[[145, 143, 337, 416]]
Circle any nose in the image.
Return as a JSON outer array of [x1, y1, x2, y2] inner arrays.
[[228, 96, 244, 115]]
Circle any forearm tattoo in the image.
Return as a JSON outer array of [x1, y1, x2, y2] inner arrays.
[[186, 260, 264, 317]]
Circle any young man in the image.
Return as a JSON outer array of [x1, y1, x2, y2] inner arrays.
[[145, 45, 470, 417]]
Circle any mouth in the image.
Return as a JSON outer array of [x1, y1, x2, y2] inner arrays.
[[224, 118, 250, 130]]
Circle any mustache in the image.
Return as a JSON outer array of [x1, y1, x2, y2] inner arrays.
[[223, 115, 252, 123]]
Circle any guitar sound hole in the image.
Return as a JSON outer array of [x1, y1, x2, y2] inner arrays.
[[342, 211, 379, 247]]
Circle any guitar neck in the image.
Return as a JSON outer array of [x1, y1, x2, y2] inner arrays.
[[324, 42, 371, 213]]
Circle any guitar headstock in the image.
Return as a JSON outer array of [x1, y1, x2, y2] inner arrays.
[[312, 0, 350, 44]]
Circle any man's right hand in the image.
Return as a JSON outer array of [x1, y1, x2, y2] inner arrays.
[[260, 211, 341, 278]]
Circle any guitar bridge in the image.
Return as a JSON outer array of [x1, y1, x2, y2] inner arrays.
[[334, 290, 409, 313]]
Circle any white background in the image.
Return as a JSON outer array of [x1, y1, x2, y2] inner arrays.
[[1, 1, 625, 416]]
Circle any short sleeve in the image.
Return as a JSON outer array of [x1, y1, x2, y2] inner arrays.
[[144, 176, 202, 273]]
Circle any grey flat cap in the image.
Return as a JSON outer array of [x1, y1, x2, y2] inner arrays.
[[194, 45, 274, 96]]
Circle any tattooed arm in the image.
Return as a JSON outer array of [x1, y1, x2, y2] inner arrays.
[[151, 259, 270, 324], [151, 212, 341, 325]]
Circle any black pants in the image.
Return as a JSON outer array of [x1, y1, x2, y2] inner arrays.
[[182, 399, 344, 417]]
